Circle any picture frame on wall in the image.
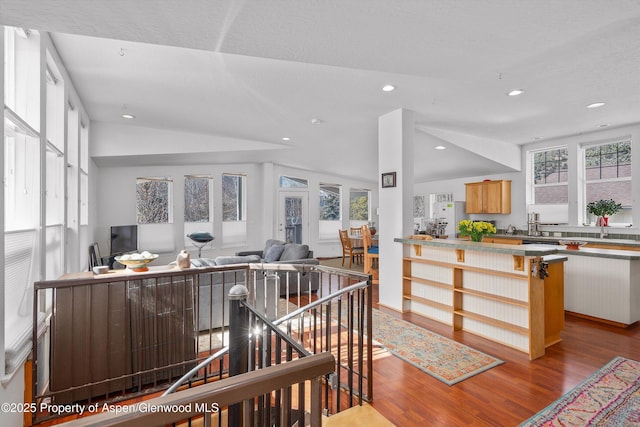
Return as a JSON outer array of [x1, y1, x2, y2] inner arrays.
[[381, 172, 396, 188]]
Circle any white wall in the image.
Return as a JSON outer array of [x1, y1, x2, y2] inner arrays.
[[95, 161, 377, 263], [415, 123, 640, 236]]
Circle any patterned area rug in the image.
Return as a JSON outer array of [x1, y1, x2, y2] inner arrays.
[[520, 356, 640, 426], [372, 309, 503, 386]]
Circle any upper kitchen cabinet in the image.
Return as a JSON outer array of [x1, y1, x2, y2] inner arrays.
[[465, 180, 511, 214]]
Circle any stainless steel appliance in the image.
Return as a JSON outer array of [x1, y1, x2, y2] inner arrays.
[[430, 201, 468, 238], [528, 212, 542, 236]]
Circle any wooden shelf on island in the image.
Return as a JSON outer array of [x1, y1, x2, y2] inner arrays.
[[453, 287, 528, 308], [403, 275, 451, 291], [453, 309, 528, 335], [404, 294, 450, 312]]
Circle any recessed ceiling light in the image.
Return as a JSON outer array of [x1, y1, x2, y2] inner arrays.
[[382, 84, 396, 92], [507, 89, 524, 96], [598, 124, 610, 128], [122, 114, 135, 119], [587, 102, 605, 109], [533, 137, 542, 140], [434, 145, 446, 150], [282, 137, 291, 141], [310, 118, 323, 125]]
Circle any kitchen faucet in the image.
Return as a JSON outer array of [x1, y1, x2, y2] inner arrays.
[[600, 224, 608, 239]]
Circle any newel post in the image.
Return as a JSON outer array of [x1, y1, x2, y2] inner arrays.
[[228, 284, 249, 425]]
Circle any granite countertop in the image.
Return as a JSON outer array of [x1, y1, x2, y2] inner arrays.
[[493, 233, 640, 248], [395, 237, 640, 260], [394, 237, 558, 256]]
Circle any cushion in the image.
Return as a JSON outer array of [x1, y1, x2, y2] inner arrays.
[[279, 244, 310, 261], [264, 244, 286, 262], [367, 246, 379, 254], [263, 239, 286, 256], [191, 258, 217, 267], [214, 254, 261, 266]]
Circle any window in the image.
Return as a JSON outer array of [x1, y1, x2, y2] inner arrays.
[[583, 140, 632, 224], [222, 174, 246, 221], [184, 175, 214, 248], [185, 175, 212, 222], [136, 177, 173, 224], [222, 174, 247, 246], [350, 189, 370, 221], [319, 183, 341, 239], [531, 147, 568, 203], [280, 176, 308, 188]]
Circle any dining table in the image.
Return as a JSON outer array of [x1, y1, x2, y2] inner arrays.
[[349, 234, 378, 249]]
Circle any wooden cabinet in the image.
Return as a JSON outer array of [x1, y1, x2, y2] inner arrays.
[[465, 180, 511, 214], [483, 237, 522, 245]]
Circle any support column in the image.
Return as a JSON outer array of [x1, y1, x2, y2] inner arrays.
[[378, 109, 414, 311]]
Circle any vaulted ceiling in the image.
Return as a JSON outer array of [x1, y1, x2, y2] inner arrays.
[[2, 0, 640, 183]]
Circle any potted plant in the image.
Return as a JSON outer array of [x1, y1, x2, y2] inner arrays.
[[457, 220, 496, 242], [586, 199, 622, 226], [369, 221, 377, 236]]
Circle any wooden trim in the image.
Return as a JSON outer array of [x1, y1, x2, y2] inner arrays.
[[404, 295, 451, 312], [564, 310, 637, 328], [406, 257, 528, 280], [455, 249, 465, 262], [528, 258, 545, 360], [513, 255, 524, 271], [453, 288, 528, 308], [453, 309, 528, 335], [403, 275, 452, 291]]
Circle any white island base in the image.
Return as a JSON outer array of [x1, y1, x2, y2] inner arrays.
[[396, 237, 560, 360]]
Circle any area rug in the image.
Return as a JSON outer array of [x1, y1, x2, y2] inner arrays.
[[519, 356, 640, 426], [371, 309, 503, 386]]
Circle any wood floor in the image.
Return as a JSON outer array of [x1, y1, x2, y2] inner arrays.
[[366, 283, 640, 426]]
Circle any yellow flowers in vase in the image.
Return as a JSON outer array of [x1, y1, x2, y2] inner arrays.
[[457, 220, 497, 242]]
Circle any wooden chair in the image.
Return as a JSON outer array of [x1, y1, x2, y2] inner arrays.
[[350, 227, 362, 236], [339, 229, 364, 268], [361, 225, 379, 284]]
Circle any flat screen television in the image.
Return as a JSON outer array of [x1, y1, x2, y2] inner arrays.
[[110, 225, 138, 255]]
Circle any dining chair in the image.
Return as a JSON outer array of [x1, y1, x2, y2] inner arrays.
[[350, 226, 362, 236], [339, 229, 364, 268], [361, 225, 379, 284]]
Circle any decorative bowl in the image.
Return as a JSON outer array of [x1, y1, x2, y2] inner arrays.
[[115, 252, 159, 272], [559, 240, 587, 250]]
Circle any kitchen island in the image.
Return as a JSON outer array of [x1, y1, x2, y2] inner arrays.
[[395, 237, 560, 360], [557, 247, 640, 327]]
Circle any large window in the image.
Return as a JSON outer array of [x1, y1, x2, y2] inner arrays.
[[184, 175, 214, 249], [349, 189, 370, 221], [319, 183, 341, 239], [136, 177, 173, 224], [280, 175, 308, 188], [583, 140, 632, 224], [532, 147, 568, 204], [222, 174, 247, 246]]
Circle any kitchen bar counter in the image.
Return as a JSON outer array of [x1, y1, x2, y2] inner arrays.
[[397, 235, 640, 331], [490, 233, 640, 249], [396, 236, 560, 360]]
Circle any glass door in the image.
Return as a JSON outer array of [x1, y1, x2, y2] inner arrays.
[[278, 191, 308, 243]]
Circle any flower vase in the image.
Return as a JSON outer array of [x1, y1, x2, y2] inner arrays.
[[471, 235, 483, 242], [596, 216, 608, 227]]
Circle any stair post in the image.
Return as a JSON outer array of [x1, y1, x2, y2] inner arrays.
[[228, 284, 249, 426]]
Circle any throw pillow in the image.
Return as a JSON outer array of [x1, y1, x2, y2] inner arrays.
[[264, 244, 286, 262], [279, 244, 310, 261], [214, 255, 261, 266], [263, 239, 286, 256]]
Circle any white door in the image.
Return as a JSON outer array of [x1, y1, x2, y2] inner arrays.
[[278, 191, 309, 244]]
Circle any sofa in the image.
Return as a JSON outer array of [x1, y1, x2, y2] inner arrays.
[[191, 239, 319, 331]]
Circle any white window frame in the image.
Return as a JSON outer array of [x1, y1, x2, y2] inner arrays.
[[580, 139, 632, 226]]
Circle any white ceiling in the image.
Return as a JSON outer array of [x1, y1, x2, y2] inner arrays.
[[2, 0, 640, 183]]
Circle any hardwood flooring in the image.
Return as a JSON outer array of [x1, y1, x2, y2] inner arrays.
[[367, 283, 640, 426]]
